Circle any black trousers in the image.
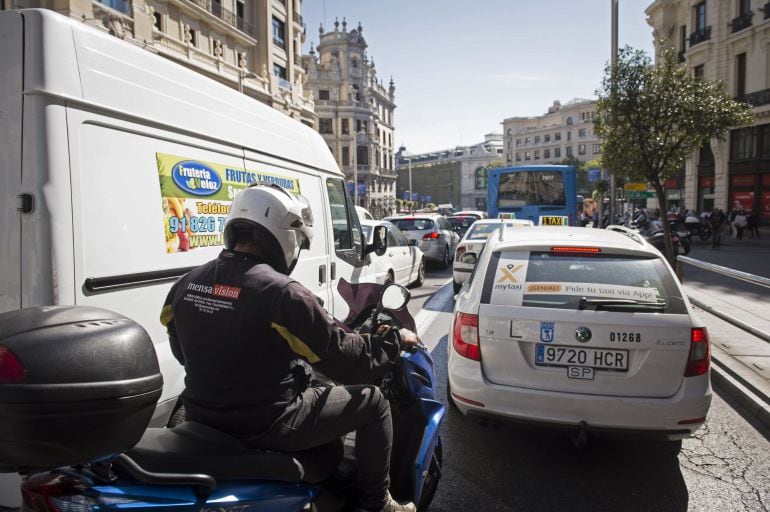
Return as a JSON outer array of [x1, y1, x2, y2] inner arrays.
[[253, 385, 392, 511]]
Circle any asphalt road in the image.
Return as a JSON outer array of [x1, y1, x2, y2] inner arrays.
[[409, 264, 770, 512]]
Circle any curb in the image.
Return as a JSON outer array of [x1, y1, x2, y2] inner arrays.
[[711, 355, 770, 430]]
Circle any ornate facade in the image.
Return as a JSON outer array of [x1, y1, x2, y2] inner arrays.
[[2, 0, 315, 125], [647, 0, 770, 221], [302, 19, 397, 218], [502, 99, 601, 167]]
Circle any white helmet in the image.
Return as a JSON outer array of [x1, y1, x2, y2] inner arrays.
[[224, 183, 314, 274]]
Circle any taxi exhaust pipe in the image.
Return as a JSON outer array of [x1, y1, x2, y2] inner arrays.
[[571, 420, 589, 449]]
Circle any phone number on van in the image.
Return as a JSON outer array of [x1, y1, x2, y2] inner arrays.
[[168, 216, 227, 234]]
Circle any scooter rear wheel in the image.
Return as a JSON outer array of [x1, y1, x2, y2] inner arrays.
[[417, 437, 442, 512]]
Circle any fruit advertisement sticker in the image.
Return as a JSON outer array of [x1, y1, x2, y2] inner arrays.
[[156, 153, 300, 253]]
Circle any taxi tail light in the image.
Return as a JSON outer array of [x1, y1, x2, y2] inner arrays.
[[422, 232, 441, 240], [0, 344, 26, 383], [452, 312, 480, 361], [684, 327, 710, 377]]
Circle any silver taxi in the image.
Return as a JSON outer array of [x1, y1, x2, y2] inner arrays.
[[448, 225, 711, 441]]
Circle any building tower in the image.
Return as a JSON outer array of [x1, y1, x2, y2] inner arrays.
[[1, 0, 315, 126], [303, 18, 397, 218]]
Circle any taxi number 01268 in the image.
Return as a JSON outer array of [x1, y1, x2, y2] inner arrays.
[[610, 332, 641, 343]]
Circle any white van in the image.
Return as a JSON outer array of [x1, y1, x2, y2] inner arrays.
[[0, 10, 383, 502]]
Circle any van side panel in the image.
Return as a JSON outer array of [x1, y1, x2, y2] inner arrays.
[[0, 12, 23, 312]]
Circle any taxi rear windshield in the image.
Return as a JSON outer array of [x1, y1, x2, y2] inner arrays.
[[480, 250, 686, 314], [390, 218, 435, 231]]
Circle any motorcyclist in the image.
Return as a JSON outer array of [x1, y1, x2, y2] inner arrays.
[[160, 183, 418, 512]]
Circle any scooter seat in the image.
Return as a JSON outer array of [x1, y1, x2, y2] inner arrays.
[[124, 421, 342, 484]]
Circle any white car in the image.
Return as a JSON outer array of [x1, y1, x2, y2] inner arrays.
[[453, 218, 533, 293], [356, 206, 375, 222], [360, 220, 425, 287], [448, 225, 712, 441]]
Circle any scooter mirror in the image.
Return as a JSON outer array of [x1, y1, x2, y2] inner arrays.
[[380, 284, 410, 311]]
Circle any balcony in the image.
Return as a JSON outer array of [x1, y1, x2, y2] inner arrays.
[[293, 12, 303, 25], [186, 0, 256, 38], [731, 11, 753, 33], [689, 26, 711, 47], [737, 88, 770, 107]]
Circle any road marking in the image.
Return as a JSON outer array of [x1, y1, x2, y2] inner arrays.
[[415, 278, 454, 352]]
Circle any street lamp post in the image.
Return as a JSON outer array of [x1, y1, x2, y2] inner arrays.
[[609, 0, 618, 223]]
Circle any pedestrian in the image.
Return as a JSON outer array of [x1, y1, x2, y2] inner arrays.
[[710, 208, 724, 249], [747, 210, 760, 239], [729, 204, 740, 238], [734, 209, 748, 240]]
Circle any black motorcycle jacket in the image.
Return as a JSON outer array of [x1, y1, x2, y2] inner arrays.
[[160, 249, 398, 438]]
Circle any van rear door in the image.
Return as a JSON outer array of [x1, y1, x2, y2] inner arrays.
[[0, 11, 23, 312]]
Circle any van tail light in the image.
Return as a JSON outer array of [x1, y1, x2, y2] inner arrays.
[[0, 344, 26, 383], [684, 327, 710, 377], [452, 312, 480, 361], [422, 232, 441, 240], [22, 473, 95, 512]]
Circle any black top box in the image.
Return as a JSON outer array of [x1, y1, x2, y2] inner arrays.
[[0, 306, 163, 472]]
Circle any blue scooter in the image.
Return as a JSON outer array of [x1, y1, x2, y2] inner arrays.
[[1, 284, 444, 511]]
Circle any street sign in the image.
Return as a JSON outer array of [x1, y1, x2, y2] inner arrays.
[[624, 182, 648, 192], [625, 190, 655, 199]]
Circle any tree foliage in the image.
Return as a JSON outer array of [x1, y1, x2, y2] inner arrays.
[[594, 45, 754, 262]]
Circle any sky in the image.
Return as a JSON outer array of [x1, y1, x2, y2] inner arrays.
[[301, 0, 656, 154]]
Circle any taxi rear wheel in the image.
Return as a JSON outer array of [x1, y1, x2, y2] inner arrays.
[[440, 246, 450, 269]]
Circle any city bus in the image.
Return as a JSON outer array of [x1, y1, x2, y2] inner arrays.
[[487, 165, 578, 225]]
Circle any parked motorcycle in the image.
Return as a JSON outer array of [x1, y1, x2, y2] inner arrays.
[[633, 220, 689, 256], [0, 284, 444, 511]]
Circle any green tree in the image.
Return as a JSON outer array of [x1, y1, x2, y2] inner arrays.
[[595, 45, 753, 263], [486, 159, 506, 169], [559, 155, 590, 194]]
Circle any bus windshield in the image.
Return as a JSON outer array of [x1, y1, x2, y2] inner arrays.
[[498, 171, 566, 207]]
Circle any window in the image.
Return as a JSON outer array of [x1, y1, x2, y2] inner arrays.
[[566, 146, 573, 157], [578, 128, 587, 138], [351, 57, 359, 68], [566, 117, 573, 125], [273, 64, 289, 88], [319, 118, 333, 134], [525, 151, 532, 161], [567, 131, 572, 141], [516, 138, 522, 146], [507, 128, 512, 136], [475, 167, 488, 190], [578, 144, 586, 155], [680, 25, 687, 53], [318, 89, 330, 101], [352, 84, 361, 102], [736, 53, 747, 98], [694, 2, 706, 32], [236, 0, 244, 19], [341, 119, 349, 134], [525, 137, 531, 145], [272, 17, 286, 49], [534, 150, 540, 160], [694, 64, 705, 78], [534, 135, 540, 144], [326, 179, 362, 263], [357, 145, 369, 165], [496, 171, 566, 207], [593, 144, 602, 154], [554, 132, 561, 141], [544, 148, 551, 159], [189, 28, 198, 47], [516, 152, 522, 161], [739, 0, 751, 15], [153, 11, 163, 30], [554, 147, 561, 158], [731, 126, 757, 160], [342, 146, 350, 166], [356, 119, 368, 133], [544, 133, 551, 143]]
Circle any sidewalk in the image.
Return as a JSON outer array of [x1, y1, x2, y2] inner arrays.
[[679, 225, 770, 428]]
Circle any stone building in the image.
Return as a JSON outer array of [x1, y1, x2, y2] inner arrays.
[[1, 0, 315, 125], [302, 18, 397, 218], [646, 0, 770, 222], [502, 99, 602, 168], [395, 134, 504, 212]]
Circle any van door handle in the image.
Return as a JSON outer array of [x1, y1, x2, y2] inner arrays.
[[330, 262, 336, 281], [319, 264, 326, 284]]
